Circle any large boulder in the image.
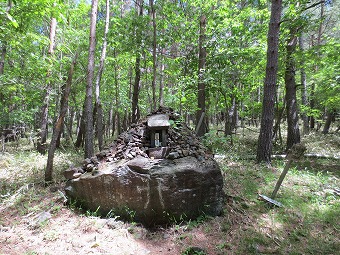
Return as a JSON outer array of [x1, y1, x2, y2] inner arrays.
[[64, 107, 224, 226], [65, 156, 223, 226]]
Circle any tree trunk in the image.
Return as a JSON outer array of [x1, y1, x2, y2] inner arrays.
[[150, 0, 157, 111], [285, 29, 300, 151], [196, 14, 208, 137], [75, 113, 85, 148], [131, 0, 143, 123], [94, 0, 110, 151], [311, 2, 324, 130], [224, 97, 236, 136], [84, 0, 98, 159], [68, 107, 75, 141], [159, 48, 166, 107], [37, 16, 57, 155], [45, 52, 78, 182], [113, 49, 120, 136], [0, 44, 6, 75], [299, 35, 309, 135], [0, 1, 12, 75], [273, 100, 285, 145], [257, 0, 282, 164], [322, 109, 335, 134]]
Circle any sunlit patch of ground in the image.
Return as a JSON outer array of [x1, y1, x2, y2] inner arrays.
[[1, 131, 339, 255]]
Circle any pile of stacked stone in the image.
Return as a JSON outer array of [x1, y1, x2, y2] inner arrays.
[[80, 107, 210, 173], [64, 107, 224, 226]]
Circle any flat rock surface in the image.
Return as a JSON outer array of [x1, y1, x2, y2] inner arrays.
[[65, 107, 224, 226], [65, 156, 224, 226]]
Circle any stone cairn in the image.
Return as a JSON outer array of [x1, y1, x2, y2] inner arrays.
[[66, 107, 211, 179], [64, 107, 224, 226]]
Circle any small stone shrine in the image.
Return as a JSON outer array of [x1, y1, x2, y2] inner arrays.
[[64, 107, 224, 226]]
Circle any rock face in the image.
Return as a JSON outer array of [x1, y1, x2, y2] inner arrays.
[[65, 107, 224, 226]]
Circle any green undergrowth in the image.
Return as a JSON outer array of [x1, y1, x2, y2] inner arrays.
[[0, 130, 339, 254], [219, 157, 339, 254], [217, 129, 339, 255], [0, 139, 83, 220]]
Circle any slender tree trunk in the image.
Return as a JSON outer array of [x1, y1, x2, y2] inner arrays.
[[110, 110, 115, 137], [0, 44, 6, 75], [285, 29, 300, 151], [159, 48, 165, 107], [322, 109, 335, 134], [311, 2, 324, 130], [68, 107, 74, 140], [224, 97, 236, 136], [75, 113, 85, 148], [131, 0, 143, 123], [257, 0, 282, 164], [37, 16, 57, 155], [299, 35, 309, 135], [0, 1, 12, 75], [84, 0, 98, 159], [273, 100, 285, 145], [149, 0, 157, 111], [196, 14, 208, 137], [94, 0, 110, 151], [46, 53, 78, 182]]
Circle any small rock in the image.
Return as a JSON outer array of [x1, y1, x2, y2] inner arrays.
[[64, 167, 82, 180], [0, 225, 10, 232], [83, 158, 91, 165], [91, 156, 99, 164], [106, 218, 125, 229], [30, 211, 52, 229], [86, 164, 94, 172], [127, 156, 151, 174], [167, 152, 179, 159], [73, 173, 82, 178]]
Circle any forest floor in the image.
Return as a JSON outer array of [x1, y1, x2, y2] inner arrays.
[[0, 130, 339, 255]]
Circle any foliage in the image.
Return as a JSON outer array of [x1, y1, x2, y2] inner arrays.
[[0, 0, 338, 141], [1, 129, 339, 254]]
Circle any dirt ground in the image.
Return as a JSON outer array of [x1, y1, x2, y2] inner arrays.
[[0, 183, 247, 255]]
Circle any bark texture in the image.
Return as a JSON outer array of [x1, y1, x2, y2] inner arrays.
[[131, 0, 143, 123], [196, 14, 208, 137], [257, 0, 282, 164], [84, 0, 98, 159], [285, 29, 300, 151], [150, 0, 157, 112], [299, 36, 309, 135], [94, 0, 110, 151], [37, 16, 57, 155], [45, 53, 78, 182]]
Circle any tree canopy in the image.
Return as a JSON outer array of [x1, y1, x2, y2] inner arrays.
[[0, 0, 338, 161]]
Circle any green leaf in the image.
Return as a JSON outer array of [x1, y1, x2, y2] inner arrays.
[[5, 13, 18, 28]]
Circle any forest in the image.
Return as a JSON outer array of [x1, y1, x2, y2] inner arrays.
[[0, 0, 339, 254]]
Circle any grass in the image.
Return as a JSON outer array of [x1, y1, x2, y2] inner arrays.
[[0, 129, 339, 254], [215, 129, 340, 255]]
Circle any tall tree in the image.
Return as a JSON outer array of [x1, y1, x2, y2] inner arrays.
[[159, 47, 165, 107], [299, 35, 309, 135], [84, 0, 98, 159], [257, 0, 283, 164], [37, 12, 57, 154], [285, 27, 300, 151], [196, 14, 208, 137], [0, 0, 13, 75], [94, 0, 110, 151], [45, 52, 78, 182], [149, 0, 157, 111], [131, 0, 143, 123], [322, 109, 335, 134], [310, 1, 324, 130]]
